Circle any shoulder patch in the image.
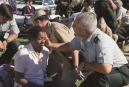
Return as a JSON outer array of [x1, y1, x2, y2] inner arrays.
[[94, 35, 100, 44]]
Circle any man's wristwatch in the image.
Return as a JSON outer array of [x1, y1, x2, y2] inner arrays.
[[74, 66, 78, 69]]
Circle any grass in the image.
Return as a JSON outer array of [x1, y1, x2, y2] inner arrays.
[[17, 37, 29, 45], [75, 80, 84, 87]]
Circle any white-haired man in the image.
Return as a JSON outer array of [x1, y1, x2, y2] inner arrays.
[[46, 12, 129, 87]]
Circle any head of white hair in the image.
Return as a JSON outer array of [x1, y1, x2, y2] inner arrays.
[[74, 12, 97, 34]]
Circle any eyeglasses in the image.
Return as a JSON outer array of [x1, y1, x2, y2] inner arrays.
[[35, 15, 48, 21]]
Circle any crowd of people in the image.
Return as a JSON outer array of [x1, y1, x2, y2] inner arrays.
[[0, 0, 128, 87]]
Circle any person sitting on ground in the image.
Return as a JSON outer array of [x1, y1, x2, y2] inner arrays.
[[32, 9, 78, 87], [0, 3, 20, 65], [45, 12, 129, 87], [14, 26, 51, 87], [113, 0, 127, 27], [22, 0, 35, 24], [116, 8, 129, 40], [22, 0, 35, 16]]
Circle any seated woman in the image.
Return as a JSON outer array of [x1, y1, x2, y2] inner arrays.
[[14, 26, 51, 87], [22, 0, 35, 24]]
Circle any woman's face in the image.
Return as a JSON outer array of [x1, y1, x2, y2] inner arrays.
[[31, 32, 47, 50], [29, 1, 33, 6]]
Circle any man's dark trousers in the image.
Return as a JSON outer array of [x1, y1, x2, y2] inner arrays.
[[94, 1, 118, 33]]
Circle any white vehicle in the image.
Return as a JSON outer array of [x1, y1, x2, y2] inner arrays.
[[15, 0, 58, 24], [16, 0, 56, 13]]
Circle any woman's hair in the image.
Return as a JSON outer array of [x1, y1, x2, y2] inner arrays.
[[28, 26, 46, 41], [0, 4, 13, 20], [25, 0, 33, 3]]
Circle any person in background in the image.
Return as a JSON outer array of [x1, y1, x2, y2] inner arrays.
[[111, 0, 127, 27], [0, 4, 20, 65], [8, 0, 17, 13], [98, 17, 118, 42], [0, 0, 17, 13], [22, 0, 35, 24], [121, 9, 129, 27], [32, 9, 78, 87], [45, 12, 129, 87], [93, 0, 118, 33], [22, 0, 35, 16], [117, 9, 129, 39], [14, 26, 51, 87], [0, 0, 9, 5]]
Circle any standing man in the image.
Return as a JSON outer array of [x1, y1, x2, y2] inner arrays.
[[0, 4, 20, 65], [46, 12, 129, 87], [32, 9, 78, 87]]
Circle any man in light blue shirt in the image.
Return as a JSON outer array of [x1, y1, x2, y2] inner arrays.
[[46, 12, 129, 87]]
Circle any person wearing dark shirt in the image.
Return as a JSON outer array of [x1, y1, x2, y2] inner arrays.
[[22, 0, 35, 24]]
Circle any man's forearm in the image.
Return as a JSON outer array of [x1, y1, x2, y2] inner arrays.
[[85, 63, 112, 74], [6, 34, 18, 42], [72, 50, 79, 68], [16, 78, 43, 87], [47, 42, 70, 52]]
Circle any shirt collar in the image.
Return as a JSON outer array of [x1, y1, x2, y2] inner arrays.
[[27, 43, 35, 54], [84, 28, 99, 42]]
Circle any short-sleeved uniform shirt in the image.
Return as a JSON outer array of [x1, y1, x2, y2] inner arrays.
[[46, 21, 76, 82], [47, 21, 75, 43], [70, 29, 128, 67], [0, 17, 20, 35], [14, 44, 49, 87]]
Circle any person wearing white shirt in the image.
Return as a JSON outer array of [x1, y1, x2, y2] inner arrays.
[[14, 26, 51, 87]]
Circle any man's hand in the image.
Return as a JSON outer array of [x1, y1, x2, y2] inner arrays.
[[45, 35, 52, 47], [77, 63, 85, 72], [2, 40, 8, 51], [0, 40, 4, 50], [74, 63, 85, 80], [24, 81, 44, 87]]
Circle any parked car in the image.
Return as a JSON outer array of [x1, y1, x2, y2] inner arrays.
[[16, 0, 56, 14]]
